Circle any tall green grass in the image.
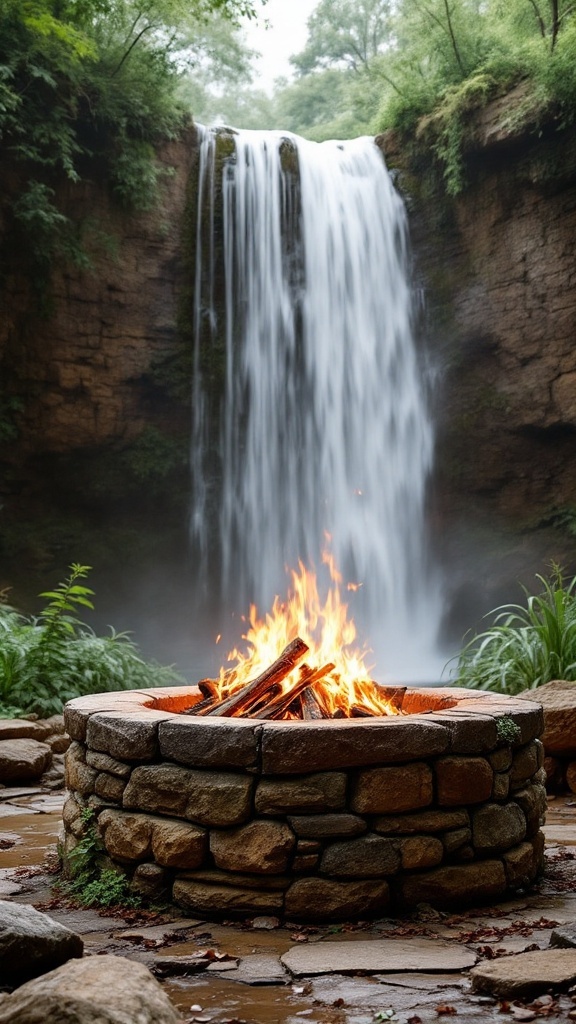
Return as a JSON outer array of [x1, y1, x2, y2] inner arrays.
[[452, 567, 576, 694], [0, 564, 183, 717]]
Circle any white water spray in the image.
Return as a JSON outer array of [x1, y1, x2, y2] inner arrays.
[[192, 127, 441, 679]]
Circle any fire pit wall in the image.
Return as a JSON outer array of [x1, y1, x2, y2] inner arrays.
[[63, 687, 546, 920]]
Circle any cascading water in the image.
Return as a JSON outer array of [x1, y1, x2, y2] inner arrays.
[[192, 126, 441, 680]]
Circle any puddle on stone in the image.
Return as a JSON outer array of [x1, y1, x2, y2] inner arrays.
[[0, 811, 60, 867], [164, 974, 345, 1024]]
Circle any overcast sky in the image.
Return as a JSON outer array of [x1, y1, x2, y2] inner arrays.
[[243, 0, 319, 92]]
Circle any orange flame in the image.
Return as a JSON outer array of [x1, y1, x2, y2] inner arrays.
[[216, 555, 398, 717]]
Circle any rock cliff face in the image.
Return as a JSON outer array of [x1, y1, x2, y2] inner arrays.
[[2, 107, 576, 635], [0, 129, 197, 460], [381, 109, 576, 531]]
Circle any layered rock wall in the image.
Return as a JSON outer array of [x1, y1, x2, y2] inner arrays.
[[0, 130, 197, 458], [382, 114, 576, 525]]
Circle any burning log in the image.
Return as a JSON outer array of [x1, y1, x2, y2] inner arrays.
[[301, 686, 327, 720], [198, 678, 220, 700], [202, 637, 310, 718], [350, 704, 377, 718], [251, 661, 336, 720]]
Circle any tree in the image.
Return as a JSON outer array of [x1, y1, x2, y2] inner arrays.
[[0, 0, 265, 276], [290, 0, 392, 75]]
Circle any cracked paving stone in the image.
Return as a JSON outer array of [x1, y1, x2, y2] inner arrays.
[[281, 937, 478, 976]]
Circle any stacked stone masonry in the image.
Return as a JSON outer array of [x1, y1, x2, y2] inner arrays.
[[63, 686, 546, 921]]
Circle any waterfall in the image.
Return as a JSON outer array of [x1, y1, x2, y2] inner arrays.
[[192, 126, 441, 680]]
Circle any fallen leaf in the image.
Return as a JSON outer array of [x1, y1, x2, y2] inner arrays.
[[436, 1007, 457, 1016], [407, 1017, 422, 1024], [509, 1008, 536, 1022]]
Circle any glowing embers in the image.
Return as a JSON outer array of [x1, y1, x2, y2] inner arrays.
[[188, 557, 400, 721]]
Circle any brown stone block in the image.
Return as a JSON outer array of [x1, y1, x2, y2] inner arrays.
[[519, 681, 576, 756], [0, 738, 52, 784], [400, 836, 444, 870], [351, 763, 433, 814], [210, 820, 295, 874], [255, 774, 347, 815], [86, 750, 132, 778], [470, 949, 576, 999], [492, 772, 510, 801], [94, 772, 125, 803], [65, 743, 97, 796], [288, 813, 367, 839], [184, 869, 290, 891], [373, 809, 469, 834], [472, 802, 527, 854], [48, 734, 71, 755], [99, 809, 208, 868], [513, 783, 547, 836], [123, 764, 191, 818], [64, 692, 156, 741], [0, 719, 50, 741], [503, 840, 540, 888], [296, 840, 321, 854], [99, 809, 153, 861], [173, 878, 284, 915], [531, 829, 545, 873], [62, 794, 85, 838], [424, 712, 498, 753], [130, 863, 170, 899], [284, 877, 389, 920], [452, 700, 543, 746], [123, 764, 253, 826], [320, 834, 400, 877], [292, 854, 319, 872], [260, 718, 448, 774], [86, 710, 173, 762], [510, 742, 540, 788], [158, 717, 260, 770], [399, 860, 507, 908], [442, 827, 472, 854], [489, 746, 513, 772], [435, 756, 493, 806], [151, 819, 207, 869]]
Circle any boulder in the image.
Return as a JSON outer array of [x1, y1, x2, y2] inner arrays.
[[519, 681, 576, 756], [470, 949, 576, 999], [0, 739, 52, 783], [0, 900, 83, 985], [0, 954, 182, 1023]]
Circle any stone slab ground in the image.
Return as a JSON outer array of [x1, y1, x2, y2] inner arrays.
[[1, 787, 576, 1023]]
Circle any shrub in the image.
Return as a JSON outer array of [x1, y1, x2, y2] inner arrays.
[[0, 563, 183, 717], [450, 566, 576, 694]]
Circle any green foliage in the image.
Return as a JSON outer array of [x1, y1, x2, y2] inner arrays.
[[496, 716, 522, 743], [0, 0, 264, 275], [290, 0, 392, 75], [451, 566, 576, 694], [269, 0, 576, 190], [122, 426, 186, 483], [0, 563, 183, 717], [416, 72, 499, 195], [65, 807, 139, 908]]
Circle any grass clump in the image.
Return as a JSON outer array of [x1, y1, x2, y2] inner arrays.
[[451, 566, 576, 694], [64, 808, 140, 909], [0, 562, 183, 717]]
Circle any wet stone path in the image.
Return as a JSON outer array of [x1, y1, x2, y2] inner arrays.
[[1, 789, 576, 1023]]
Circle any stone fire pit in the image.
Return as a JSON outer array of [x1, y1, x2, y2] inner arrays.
[[62, 686, 546, 920]]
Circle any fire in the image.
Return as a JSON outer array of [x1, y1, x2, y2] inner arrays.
[[215, 554, 398, 718]]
